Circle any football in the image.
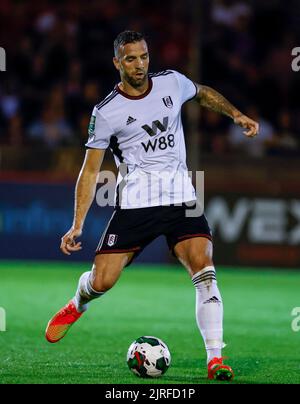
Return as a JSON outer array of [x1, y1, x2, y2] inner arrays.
[[127, 336, 171, 378]]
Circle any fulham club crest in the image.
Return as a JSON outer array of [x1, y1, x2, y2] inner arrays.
[[162, 96, 173, 108], [107, 234, 118, 247]]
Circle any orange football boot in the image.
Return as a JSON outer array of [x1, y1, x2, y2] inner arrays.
[[45, 300, 83, 343], [207, 357, 234, 381]]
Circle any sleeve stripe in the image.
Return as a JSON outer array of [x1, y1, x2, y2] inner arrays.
[[193, 82, 198, 98], [96, 90, 118, 110], [148, 70, 174, 78]]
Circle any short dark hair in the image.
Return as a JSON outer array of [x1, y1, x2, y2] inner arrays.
[[113, 30, 146, 57]]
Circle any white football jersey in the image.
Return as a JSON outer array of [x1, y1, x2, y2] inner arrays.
[[86, 70, 198, 208]]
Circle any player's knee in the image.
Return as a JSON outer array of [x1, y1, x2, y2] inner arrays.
[[190, 255, 214, 275], [90, 274, 114, 292], [90, 263, 119, 292], [90, 278, 109, 292]]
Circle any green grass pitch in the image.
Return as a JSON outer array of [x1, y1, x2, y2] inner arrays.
[[0, 261, 300, 384]]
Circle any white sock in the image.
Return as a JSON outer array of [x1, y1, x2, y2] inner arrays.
[[73, 271, 104, 312], [192, 266, 225, 364]]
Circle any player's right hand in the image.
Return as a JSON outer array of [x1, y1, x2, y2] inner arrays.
[[60, 228, 83, 255]]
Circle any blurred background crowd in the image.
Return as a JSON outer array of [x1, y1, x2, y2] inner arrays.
[[0, 0, 300, 170], [1, 0, 300, 267]]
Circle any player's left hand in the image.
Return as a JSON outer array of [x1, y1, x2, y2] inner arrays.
[[233, 114, 259, 137]]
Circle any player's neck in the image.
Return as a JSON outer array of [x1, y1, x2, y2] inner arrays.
[[119, 78, 150, 97]]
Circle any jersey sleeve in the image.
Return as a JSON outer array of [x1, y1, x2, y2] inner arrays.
[[85, 107, 114, 149], [173, 70, 198, 105]]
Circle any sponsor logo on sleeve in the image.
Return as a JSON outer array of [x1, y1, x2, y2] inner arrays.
[[88, 115, 96, 141]]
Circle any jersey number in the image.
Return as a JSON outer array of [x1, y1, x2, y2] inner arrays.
[[142, 134, 175, 152]]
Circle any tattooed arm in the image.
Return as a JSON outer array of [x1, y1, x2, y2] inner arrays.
[[194, 83, 259, 137]]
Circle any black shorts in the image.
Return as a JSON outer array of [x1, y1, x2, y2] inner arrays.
[[95, 202, 212, 266]]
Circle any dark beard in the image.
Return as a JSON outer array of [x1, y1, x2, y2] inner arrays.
[[124, 72, 147, 88]]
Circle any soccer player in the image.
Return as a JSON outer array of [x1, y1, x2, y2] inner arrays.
[[45, 31, 259, 381]]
